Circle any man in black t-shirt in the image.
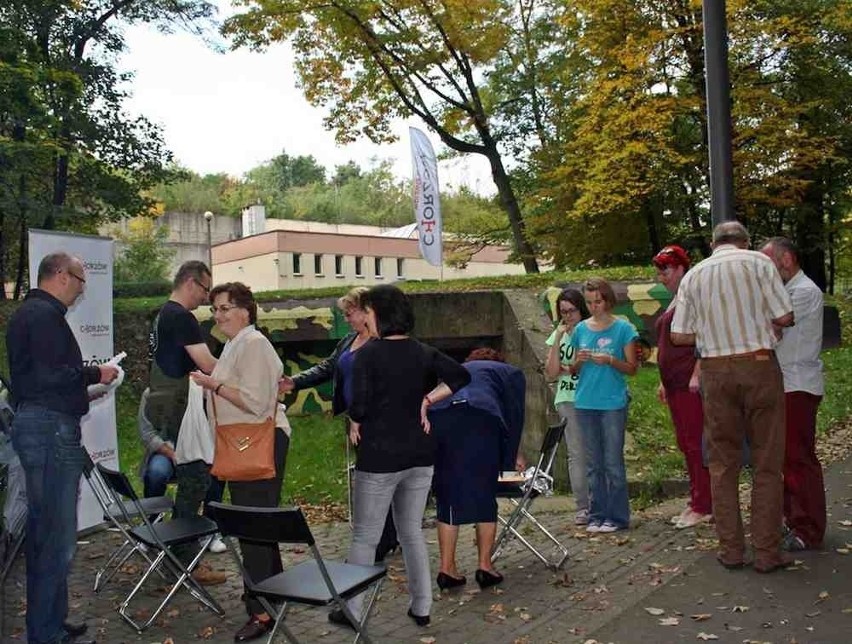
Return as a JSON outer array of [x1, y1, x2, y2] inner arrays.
[[143, 262, 219, 543]]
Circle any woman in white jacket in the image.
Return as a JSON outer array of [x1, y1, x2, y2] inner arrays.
[[191, 282, 289, 643]]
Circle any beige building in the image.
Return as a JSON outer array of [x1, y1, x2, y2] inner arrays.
[[212, 225, 525, 290]]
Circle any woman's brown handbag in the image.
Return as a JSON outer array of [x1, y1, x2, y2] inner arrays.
[[210, 396, 277, 482]]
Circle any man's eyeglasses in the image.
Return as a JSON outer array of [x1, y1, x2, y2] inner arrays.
[[194, 278, 211, 294], [65, 270, 86, 284], [210, 304, 238, 314]]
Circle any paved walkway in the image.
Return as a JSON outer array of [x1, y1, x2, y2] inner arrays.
[[3, 451, 851, 643]]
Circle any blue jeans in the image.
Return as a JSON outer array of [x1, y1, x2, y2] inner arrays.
[[576, 407, 630, 528], [349, 467, 433, 617], [11, 403, 85, 644], [143, 452, 175, 498]]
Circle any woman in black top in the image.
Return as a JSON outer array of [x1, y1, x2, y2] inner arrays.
[[329, 285, 470, 629]]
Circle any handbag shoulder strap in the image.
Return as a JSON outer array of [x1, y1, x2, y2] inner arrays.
[[210, 388, 278, 425]]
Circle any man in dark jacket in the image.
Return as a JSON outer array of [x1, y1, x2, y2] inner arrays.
[[7, 252, 118, 644]]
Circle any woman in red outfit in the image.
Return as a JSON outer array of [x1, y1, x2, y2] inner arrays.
[[653, 245, 713, 529]]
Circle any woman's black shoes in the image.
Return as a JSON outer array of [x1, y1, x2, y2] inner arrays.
[[407, 608, 431, 626], [436, 572, 467, 590], [475, 568, 504, 589]]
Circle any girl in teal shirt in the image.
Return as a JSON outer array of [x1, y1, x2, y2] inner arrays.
[[570, 278, 638, 532]]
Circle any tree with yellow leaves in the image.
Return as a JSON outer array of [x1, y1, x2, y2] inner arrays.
[[225, 0, 543, 272]]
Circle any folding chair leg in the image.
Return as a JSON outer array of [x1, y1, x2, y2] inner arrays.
[[491, 497, 527, 561], [517, 506, 570, 569], [345, 576, 383, 644], [118, 539, 224, 633], [257, 598, 291, 644], [491, 502, 570, 570], [94, 541, 136, 591]]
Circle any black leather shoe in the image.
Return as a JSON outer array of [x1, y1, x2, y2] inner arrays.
[[436, 572, 467, 590], [407, 608, 430, 626], [475, 568, 504, 589], [328, 608, 356, 631], [234, 615, 273, 642], [64, 620, 88, 638]]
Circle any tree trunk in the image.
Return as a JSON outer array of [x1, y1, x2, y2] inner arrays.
[[47, 148, 69, 230], [795, 177, 827, 291], [643, 200, 661, 256], [484, 146, 539, 273], [14, 202, 27, 299]]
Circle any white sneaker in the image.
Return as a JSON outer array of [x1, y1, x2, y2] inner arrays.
[[574, 509, 590, 526], [586, 522, 602, 533], [597, 521, 624, 533], [208, 534, 228, 554]]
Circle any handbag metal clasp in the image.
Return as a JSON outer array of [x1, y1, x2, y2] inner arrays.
[[237, 436, 251, 452]]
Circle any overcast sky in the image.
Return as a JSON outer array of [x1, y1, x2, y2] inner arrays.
[[118, 2, 493, 194]]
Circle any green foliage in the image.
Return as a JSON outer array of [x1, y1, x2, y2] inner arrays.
[[0, 0, 216, 294], [112, 217, 175, 283], [113, 281, 172, 299]]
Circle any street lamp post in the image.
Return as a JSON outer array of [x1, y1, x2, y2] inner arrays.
[[203, 211, 214, 271], [702, 0, 735, 226]]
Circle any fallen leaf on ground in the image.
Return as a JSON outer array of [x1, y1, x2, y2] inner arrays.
[[644, 607, 665, 616], [659, 617, 680, 626], [691, 613, 712, 621], [817, 590, 830, 602], [732, 605, 750, 612], [419, 638, 436, 644], [697, 633, 719, 640], [805, 610, 821, 618], [838, 519, 852, 526]]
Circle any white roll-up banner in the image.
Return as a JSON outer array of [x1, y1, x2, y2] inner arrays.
[[410, 127, 443, 267], [28, 229, 118, 531]]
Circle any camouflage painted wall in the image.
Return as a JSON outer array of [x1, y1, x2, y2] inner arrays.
[[193, 285, 673, 416]]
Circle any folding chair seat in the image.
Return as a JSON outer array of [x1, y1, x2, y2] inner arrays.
[[80, 450, 173, 592], [208, 502, 386, 644], [95, 463, 224, 633], [491, 420, 570, 570]]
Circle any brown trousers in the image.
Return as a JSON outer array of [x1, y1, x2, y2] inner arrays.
[[701, 355, 785, 565]]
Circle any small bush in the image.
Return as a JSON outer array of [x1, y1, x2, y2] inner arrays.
[[113, 281, 171, 298]]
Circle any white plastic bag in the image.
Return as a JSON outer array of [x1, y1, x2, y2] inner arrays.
[[175, 380, 214, 465]]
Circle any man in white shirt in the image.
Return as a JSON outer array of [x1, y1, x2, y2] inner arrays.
[[761, 237, 826, 551], [671, 222, 794, 573]]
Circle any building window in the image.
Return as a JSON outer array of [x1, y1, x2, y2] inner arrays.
[[396, 258, 405, 278], [335, 255, 344, 276], [355, 256, 363, 277], [292, 253, 301, 275], [374, 257, 383, 278], [314, 254, 323, 276]]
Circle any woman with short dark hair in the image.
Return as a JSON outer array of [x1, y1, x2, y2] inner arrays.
[[190, 282, 289, 642], [331, 284, 470, 630]]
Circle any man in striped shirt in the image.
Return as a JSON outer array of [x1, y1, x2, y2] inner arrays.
[[671, 221, 794, 573]]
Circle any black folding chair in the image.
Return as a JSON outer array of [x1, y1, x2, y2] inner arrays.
[[491, 420, 570, 570], [208, 502, 386, 644], [95, 463, 224, 632], [80, 449, 173, 592]]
